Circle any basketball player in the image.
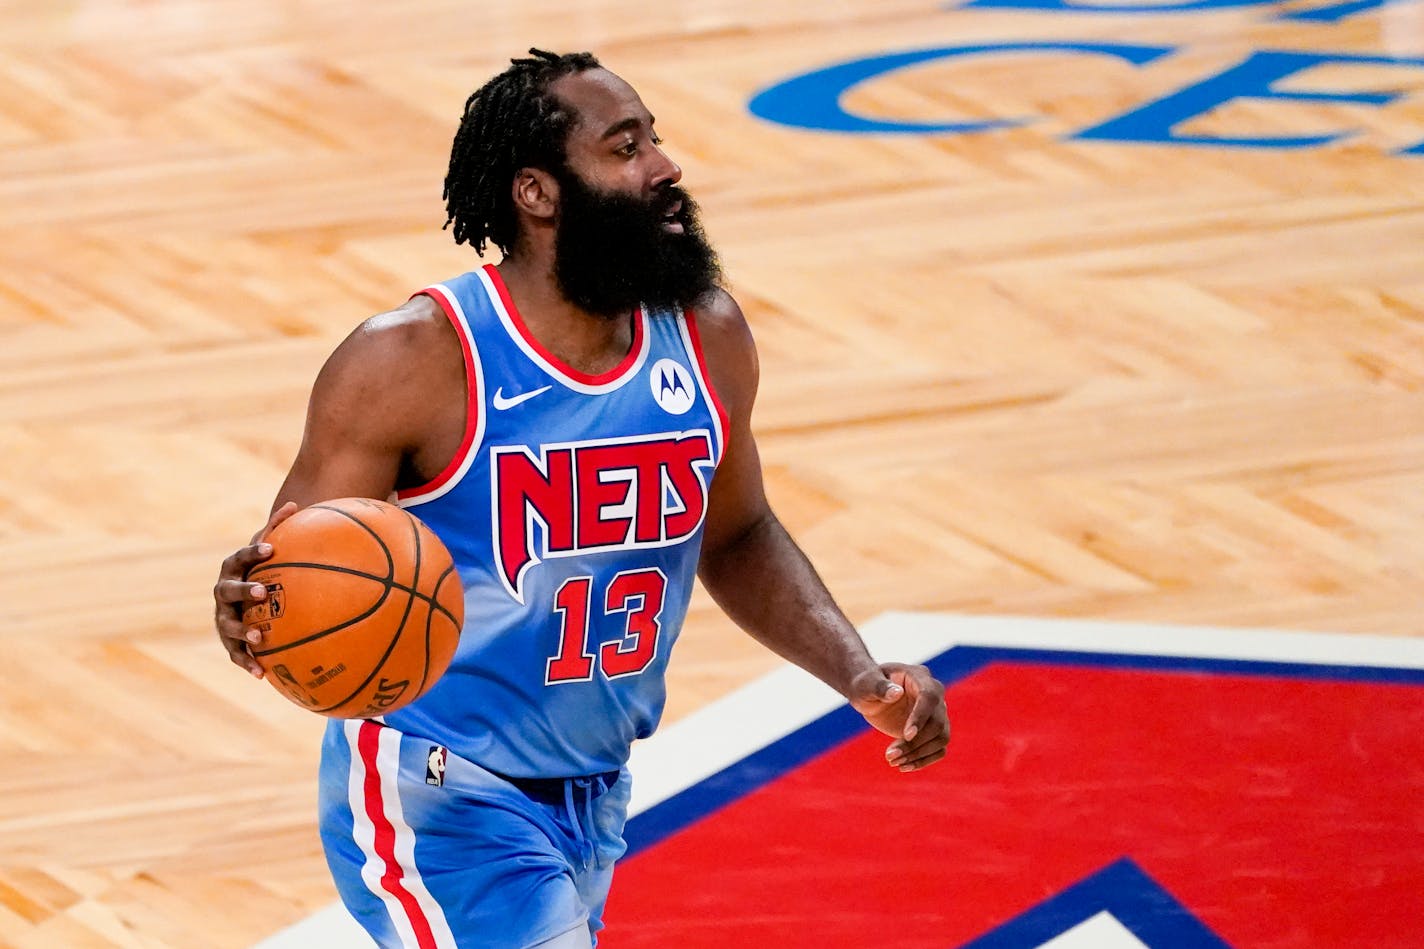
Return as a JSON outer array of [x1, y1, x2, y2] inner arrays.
[[213, 50, 948, 949]]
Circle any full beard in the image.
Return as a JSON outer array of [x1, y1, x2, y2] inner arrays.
[[552, 171, 722, 319]]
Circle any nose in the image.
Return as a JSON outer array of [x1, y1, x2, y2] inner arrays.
[[652, 147, 681, 189]]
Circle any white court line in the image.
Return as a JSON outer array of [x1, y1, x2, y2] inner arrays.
[[1035, 911, 1151, 949], [253, 612, 1424, 948]]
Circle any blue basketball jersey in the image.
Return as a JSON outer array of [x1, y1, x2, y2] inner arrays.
[[375, 264, 728, 779]]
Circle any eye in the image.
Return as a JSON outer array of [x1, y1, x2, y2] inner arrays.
[[616, 140, 638, 157], [651, 132, 663, 146]]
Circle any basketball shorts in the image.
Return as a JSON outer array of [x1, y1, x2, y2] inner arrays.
[[318, 719, 631, 949]]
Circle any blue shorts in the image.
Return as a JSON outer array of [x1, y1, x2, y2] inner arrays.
[[318, 719, 631, 949]]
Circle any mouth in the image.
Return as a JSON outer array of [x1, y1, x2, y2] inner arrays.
[[661, 199, 684, 234]]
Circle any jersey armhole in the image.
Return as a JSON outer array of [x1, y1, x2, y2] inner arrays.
[[681, 308, 731, 462], [396, 285, 485, 506]]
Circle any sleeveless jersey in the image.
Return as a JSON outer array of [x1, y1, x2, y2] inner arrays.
[[381, 263, 728, 779]]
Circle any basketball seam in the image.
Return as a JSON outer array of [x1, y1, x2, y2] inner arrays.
[[422, 566, 456, 703], [348, 508, 423, 715], [251, 502, 401, 659], [251, 561, 460, 629], [248, 569, 394, 659], [314, 633, 406, 715], [310, 503, 397, 582], [404, 511, 430, 701], [251, 502, 461, 717], [262, 503, 403, 715]]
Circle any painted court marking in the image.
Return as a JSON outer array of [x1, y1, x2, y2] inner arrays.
[[1040, 913, 1149, 949], [254, 613, 1424, 948]]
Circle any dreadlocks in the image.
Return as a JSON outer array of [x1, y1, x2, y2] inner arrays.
[[442, 48, 601, 257]]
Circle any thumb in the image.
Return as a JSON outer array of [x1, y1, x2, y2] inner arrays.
[[873, 676, 904, 703]]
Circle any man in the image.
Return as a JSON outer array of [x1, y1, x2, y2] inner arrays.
[[213, 49, 948, 949]]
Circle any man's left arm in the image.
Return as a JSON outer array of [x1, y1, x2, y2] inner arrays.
[[692, 290, 949, 772]]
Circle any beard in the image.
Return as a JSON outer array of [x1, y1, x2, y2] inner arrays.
[[551, 170, 722, 319]]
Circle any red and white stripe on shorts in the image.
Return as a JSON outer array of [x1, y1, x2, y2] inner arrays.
[[344, 720, 459, 949]]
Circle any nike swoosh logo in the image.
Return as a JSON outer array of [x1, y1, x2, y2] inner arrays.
[[492, 385, 552, 411]]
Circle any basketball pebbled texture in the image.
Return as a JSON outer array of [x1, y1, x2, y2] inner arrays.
[[243, 497, 463, 718]]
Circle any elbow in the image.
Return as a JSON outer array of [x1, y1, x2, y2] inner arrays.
[[699, 510, 779, 579]]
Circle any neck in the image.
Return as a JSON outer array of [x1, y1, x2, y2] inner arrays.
[[495, 253, 635, 377]]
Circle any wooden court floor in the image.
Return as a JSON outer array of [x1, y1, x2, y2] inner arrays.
[[1, 0, 1421, 945]]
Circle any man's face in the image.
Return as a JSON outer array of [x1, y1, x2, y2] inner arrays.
[[545, 69, 720, 317]]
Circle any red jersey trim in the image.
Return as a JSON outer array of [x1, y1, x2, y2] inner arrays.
[[482, 263, 648, 389], [396, 286, 483, 505], [682, 308, 732, 460]]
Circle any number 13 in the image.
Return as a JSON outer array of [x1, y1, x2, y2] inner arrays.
[[545, 568, 668, 684]]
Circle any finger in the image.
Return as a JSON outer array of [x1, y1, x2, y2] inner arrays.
[[897, 748, 947, 772], [901, 680, 945, 741], [884, 719, 946, 764], [899, 741, 948, 768], [215, 607, 266, 647], [221, 636, 266, 679], [260, 501, 300, 540], [214, 577, 268, 605], [221, 543, 275, 580], [213, 578, 270, 650], [886, 718, 942, 757]]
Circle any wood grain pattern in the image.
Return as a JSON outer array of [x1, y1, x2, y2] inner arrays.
[[1, 0, 1420, 944]]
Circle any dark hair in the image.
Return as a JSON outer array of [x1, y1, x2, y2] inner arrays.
[[442, 48, 601, 256]]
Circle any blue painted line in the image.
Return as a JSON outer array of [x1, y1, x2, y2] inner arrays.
[[960, 858, 1234, 948]]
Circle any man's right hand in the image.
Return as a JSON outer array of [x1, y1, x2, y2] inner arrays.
[[213, 502, 298, 678]]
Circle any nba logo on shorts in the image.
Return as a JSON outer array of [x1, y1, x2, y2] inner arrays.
[[425, 745, 447, 787]]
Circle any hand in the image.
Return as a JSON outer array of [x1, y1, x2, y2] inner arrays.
[[213, 502, 298, 678], [849, 662, 949, 773]]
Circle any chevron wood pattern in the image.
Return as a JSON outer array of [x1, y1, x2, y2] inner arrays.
[[1, 0, 1421, 945]]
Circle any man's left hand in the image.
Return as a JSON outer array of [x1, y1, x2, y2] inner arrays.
[[849, 663, 949, 772]]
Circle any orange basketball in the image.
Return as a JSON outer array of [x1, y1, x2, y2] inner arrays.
[[242, 497, 463, 718]]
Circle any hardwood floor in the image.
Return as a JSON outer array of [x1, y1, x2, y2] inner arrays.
[[1, 0, 1420, 944]]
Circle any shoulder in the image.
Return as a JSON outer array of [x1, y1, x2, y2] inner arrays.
[[324, 294, 459, 381], [689, 287, 755, 357], [312, 294, 464, 425], [688, 287, 758, 421], [342, 293, 456, 364]]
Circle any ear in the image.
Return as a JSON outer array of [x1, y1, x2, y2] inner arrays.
[[512, 167, 559, 222]]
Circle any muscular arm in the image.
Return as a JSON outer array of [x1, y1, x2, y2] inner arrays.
[[213, 295, 465, 676], [271, 296, 465, 510], [694, 291, 948, 770], [693, 295, 878, 695]]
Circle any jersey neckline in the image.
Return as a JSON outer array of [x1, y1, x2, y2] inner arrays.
[[480, 263, 649, 392]]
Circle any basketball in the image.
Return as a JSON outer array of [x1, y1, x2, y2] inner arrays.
[[242, 497, 464, 718]]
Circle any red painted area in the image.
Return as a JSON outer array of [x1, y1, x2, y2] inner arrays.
[[605, 663, 1424, 948]]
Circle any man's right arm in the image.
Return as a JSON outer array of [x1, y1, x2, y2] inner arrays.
[[212, 297, 463, 677]]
